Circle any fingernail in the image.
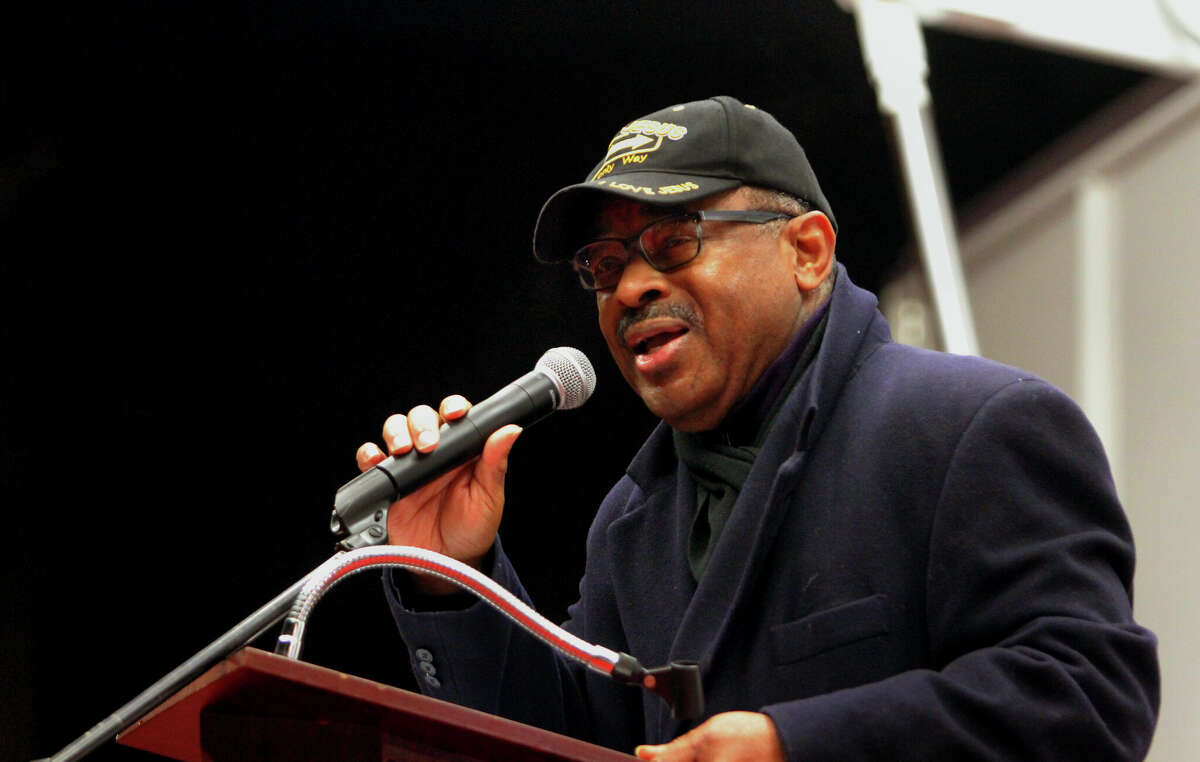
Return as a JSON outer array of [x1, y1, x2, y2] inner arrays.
[[417, 430, 438, 450], [444, 398, 466, 416], [389, 434, 411, 452]]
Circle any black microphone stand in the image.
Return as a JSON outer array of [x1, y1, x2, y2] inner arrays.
[[41, 562, 332, 762], [44, 460, 392, 759], [44, 454, 440, 759]]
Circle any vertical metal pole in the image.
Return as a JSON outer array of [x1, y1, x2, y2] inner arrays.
[[850, 0, 980, 356], [1076, 177, 1121, 479]]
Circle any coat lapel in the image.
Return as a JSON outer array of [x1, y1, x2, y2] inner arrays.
[[661, 398, 813, 732], [606, 427, 698, 669]]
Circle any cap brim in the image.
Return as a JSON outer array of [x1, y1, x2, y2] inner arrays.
[[533, 172, 742, 263]]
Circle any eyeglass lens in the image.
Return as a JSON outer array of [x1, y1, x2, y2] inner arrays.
[[574, 215, 700, 290]]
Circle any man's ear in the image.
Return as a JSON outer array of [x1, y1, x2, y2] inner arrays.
[[781, 211, 836, 292]]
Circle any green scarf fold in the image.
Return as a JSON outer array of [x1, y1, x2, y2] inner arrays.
[[673, 432, 759, 580]]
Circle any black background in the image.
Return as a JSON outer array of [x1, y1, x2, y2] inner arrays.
[[2, 2, 1152, 759]]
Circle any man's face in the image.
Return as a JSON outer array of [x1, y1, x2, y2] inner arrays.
[[592, 188, 808, 432]]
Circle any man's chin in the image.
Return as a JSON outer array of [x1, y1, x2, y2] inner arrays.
[[637, 384, 723, 432]]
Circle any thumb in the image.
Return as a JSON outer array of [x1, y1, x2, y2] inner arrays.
[[635, 734, 697, 761], [635, 723, 706, 762], [476, 424, 522, 491]]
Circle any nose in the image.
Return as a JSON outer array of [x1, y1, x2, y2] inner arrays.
[[612, 252, 670, 308]]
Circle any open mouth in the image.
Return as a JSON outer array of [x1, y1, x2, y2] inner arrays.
[[634, 327, 689, 356]]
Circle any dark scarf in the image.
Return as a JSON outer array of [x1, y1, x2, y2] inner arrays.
[[673, 305, 829, 581]]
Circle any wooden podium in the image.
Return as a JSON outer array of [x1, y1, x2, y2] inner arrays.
[[117, 647, 634, 761]]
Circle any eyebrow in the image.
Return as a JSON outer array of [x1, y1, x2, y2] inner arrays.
[[587, 203, 691, 240]]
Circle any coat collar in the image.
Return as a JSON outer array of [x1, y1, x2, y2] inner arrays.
[[788, 263, 893, 452]]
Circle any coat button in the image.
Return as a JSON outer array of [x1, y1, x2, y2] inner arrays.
[[419, 661, 437, 675], [415, 648, 433, 662], [424, 675, 441, 688]]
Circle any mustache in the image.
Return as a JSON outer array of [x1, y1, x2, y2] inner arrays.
[[618, 302, 701, 343]]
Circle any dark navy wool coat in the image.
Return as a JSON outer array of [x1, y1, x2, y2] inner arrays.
[[387, 266, 1159, 760]]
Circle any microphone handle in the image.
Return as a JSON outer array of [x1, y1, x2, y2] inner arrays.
[[332, 369, 558, 531]]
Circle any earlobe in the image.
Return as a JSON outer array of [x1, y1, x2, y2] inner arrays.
[[786, 212, 835, 293]]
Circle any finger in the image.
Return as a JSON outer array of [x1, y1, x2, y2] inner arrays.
[[406, 404, 442, 453], [382, 414, 413, 455], [440, 394, 471, 421], [634, 745, 663, 760], [356, 441, 387, 472]]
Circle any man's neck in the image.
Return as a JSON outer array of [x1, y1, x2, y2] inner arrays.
[[708, 295, 832, 446]]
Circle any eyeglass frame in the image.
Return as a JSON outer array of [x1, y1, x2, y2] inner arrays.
[[570, 209, 794, 291]]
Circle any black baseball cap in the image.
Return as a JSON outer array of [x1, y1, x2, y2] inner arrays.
[[533, 95, 836, 263]]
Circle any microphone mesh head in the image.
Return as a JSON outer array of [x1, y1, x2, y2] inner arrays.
[[536, 347, 596, 410]]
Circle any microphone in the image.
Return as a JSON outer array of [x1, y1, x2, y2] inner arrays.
[[330, 347, 597, 550]]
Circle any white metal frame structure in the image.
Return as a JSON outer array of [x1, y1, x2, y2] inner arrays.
[[838, 0, 1200, 356]]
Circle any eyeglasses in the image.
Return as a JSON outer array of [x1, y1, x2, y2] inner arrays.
[[570, 209, 793, 291]]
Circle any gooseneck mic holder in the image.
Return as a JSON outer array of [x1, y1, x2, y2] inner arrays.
[[273, 545, 705, 721]]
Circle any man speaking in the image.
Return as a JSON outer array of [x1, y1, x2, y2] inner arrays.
[[355, 96, 1159, 760]]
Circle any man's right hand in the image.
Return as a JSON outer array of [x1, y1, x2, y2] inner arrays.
[[355, 394, 522, 595]]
